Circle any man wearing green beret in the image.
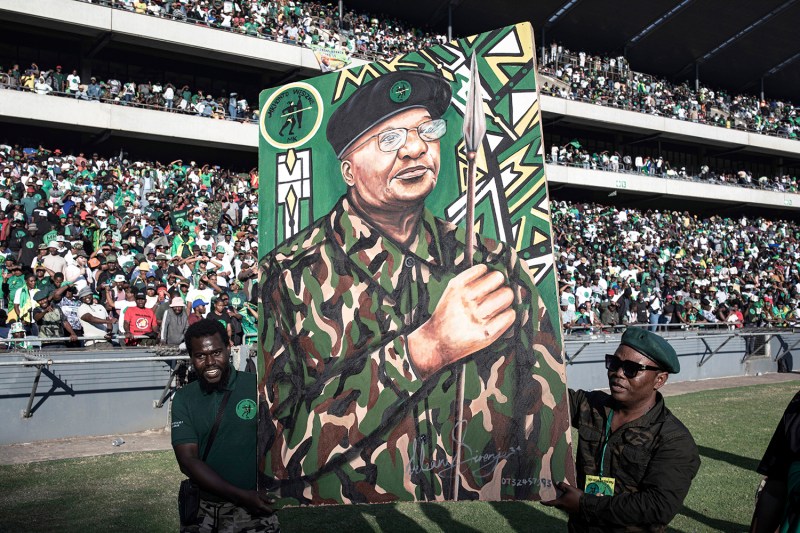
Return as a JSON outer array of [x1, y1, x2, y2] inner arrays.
[[544, 328, 700, 531]]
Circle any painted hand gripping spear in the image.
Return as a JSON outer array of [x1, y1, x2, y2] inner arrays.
[[453, 53, 487, 498]]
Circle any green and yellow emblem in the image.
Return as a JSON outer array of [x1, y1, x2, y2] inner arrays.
[[260, 82, 323, 149]]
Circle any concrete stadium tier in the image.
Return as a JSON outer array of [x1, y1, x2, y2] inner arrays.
[[0, 89, 259, 150], [540, 95, 800, 160], [0, 0, 367, 73]]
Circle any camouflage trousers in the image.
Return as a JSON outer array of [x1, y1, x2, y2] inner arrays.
[[181, 499, 280, 533]]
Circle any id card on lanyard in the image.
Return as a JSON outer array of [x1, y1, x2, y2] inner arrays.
[[585, 410, 616, 496]]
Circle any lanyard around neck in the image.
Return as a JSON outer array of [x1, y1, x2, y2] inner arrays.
[[599, 410, 614, 477]]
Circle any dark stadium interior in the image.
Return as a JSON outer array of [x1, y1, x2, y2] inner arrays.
[[543, 121, 800, 178], [345, 0, 800, 101], [0, 23, 277, 101]]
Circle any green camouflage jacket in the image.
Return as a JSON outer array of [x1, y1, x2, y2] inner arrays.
[[259, 196, 570, 505], [569, 389, 700, 532]]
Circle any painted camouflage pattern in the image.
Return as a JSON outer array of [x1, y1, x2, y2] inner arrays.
[[258, 197, 571, 504]]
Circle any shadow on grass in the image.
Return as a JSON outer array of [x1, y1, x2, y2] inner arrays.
[[489, 501, 567, 532], [676, 505, 747, 531], [418, 502, 483, 532], [279, 505, 376, 532], [280, 503, 429, 533], [359, 503, 430, 533], [697, 445, 760, 471]]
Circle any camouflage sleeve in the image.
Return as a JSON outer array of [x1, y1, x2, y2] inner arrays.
[[259, 254, 427, 499]]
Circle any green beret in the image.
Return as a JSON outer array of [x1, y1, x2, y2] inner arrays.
[[326, 70, 452, 159], [35, 286, 54, 301], [620, 328, 680, 373]]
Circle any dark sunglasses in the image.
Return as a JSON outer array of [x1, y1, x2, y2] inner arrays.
[[605, 354, 662, 379]]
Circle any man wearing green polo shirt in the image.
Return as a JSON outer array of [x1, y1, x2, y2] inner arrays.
[[171, 319, 279, 532], [543, 328, 700, 531]]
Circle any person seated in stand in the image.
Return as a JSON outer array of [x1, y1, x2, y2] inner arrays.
[[544, 328, 700, 531], [123, 291, 159, 346], [77, 286, 115, 348], [161, 296, 189, 347], [189, 299, 207, 326], [32, 286, 79, 347]]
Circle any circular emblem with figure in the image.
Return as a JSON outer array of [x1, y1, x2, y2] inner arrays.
[[236, 399, 257, 420], [389, 80, 412, 103], [260, 82, 323, 149], [135, 317, 149, 329], [585, 481, 613, 496]]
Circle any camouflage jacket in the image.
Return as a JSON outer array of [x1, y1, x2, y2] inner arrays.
[[259, 196, 570, 505], [569, 389, 700, 532]]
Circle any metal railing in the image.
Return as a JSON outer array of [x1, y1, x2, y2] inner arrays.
[[563, 326, 797, 368], [562, 321, 754, 337], [1, 334, 258, 416]]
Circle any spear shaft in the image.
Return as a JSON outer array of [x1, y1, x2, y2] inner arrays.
[[453, 53, 486, 499]]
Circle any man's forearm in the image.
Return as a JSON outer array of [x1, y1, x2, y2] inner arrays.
[[179, 455, 249, 505]]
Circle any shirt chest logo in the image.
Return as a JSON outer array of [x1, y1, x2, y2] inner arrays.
[[236, 399, 256, 420]]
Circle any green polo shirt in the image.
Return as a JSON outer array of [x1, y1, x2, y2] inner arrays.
[[171, 369, 258, 496]]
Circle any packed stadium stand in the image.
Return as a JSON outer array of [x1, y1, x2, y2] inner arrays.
[[0, 0, 798, 343]]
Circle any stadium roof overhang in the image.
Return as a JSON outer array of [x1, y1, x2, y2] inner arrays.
[[344, 0, 800, 101]]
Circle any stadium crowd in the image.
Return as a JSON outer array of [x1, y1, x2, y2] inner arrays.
[[6, 3, 793, 147], [0, 143, 260, 348], [0, 141, 797, 349], [0, 62, 256, 122], [548, 142, 799, 192], [5, 63, 797, 194], [553, 201, 800, 334], [539, 46, 800, 141], [79, 0, 447, 60]]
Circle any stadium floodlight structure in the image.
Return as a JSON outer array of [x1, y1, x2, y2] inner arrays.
[[673, 0, 798, 89]]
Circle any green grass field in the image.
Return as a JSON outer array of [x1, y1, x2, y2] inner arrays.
[[1, 381, 796, 532]]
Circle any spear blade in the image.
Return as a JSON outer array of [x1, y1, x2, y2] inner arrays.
[[463, 54, 487, 154]]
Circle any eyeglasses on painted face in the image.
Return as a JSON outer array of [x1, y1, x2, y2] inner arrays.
[[605, 354, 662, 379], [342, 119, 446, 159]]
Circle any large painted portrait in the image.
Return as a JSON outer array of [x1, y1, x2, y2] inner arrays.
[[257, 22, 574, 506]]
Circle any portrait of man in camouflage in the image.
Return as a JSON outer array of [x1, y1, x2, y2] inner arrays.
[[258, 26, 571, 507]]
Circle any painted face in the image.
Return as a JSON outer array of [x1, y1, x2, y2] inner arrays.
[[607, 344, 667, 408], [189, 333, 230, 389], [341, 107, 441, 212]]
